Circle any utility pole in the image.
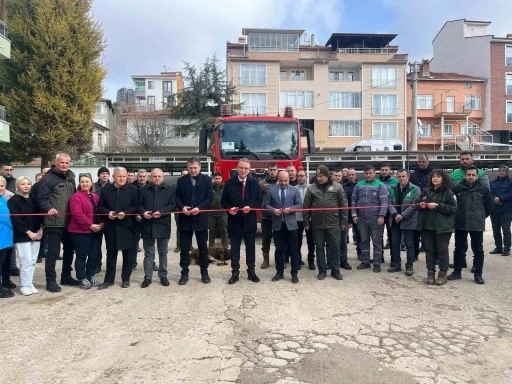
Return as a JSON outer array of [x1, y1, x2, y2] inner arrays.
[[409, 62, 420, 151]]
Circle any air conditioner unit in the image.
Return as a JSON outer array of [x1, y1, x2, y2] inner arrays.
[[238, 36, 247, 44]]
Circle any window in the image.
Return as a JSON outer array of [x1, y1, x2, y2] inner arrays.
[[443, 124, 453, 137], [329, 71, 344, 81], [372, 122, 398, 139], [280, 71, 286, 81], [461, 124, 478, 135], [464, 82, 472, 89], [465, 95, 481, 110], [329, 120, 361, 137], [418, 124, 431, 138], [134, 80, 145, 92], [163, 81, 173, 93], [506, 74, 512, 95], [240, 93, 266, 114], [93, 118, 107, 126], [328, 92, 361, 109], [147, 81, 155, 90], [279, 91, 313, 109], [248, 33, 299, 52], [507, 101, 512, 123], [240, 64, 266, 86], [372, 67, 397, 88], [506, 45, 512, 66], [97, 133, 102, 147], [147, 96, 155, 111], [95, 103, 105, 114], [417, 95, 433, 109], [372, 94, 398, 115], [347, 72, 354, 81], [290, 70, 306, 81]]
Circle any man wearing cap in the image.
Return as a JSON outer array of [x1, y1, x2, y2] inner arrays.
[[303, 165, 348, 281], [489, 165, 512, 256], [93, 167, 111, 273]]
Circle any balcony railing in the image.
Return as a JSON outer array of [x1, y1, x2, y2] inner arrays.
[[0, 21, 8, 39], [240, 77, 267, 86], [338, 48, 390, 54], [434, 102, 472, 116], [0, 106, 7, 122]]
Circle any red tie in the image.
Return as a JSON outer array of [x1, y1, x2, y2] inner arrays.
[[242, 180, 246, 200]]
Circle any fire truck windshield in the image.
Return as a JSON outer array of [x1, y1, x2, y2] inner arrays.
[[219, 121, 299, 160]]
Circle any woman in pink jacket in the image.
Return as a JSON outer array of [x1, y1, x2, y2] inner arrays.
[[68, 173, 103, 289]]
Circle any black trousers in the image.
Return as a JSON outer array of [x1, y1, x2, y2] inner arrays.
[[261, 219, 273, 254], [454, 230, 484, 274], [0, 248, 9, 282], [490, 212, 512, 251], [352, 224, 362, 255], [413, 230, 421, 258], [297, 221, 315, 263], [179, 230, 208, 273], [230, 231, 256, 272], [45, 227, 74, 283], [71, 233, 101, 281], [422, 230, 451, 273], [105, 249, 133, 283], [274, 223, 300, 274]]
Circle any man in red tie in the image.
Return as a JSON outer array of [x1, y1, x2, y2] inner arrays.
[[221, 158, 262, 284]]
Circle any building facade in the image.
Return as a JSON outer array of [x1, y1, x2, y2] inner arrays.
[[407, 60, 486, 151], [226, 28, 409, 150], [90, 98, 114, 152], [130, 72, 184, 112], [116, 87, 135, 105], [430, 19, 512, 145], [0, 14, 11, 143]]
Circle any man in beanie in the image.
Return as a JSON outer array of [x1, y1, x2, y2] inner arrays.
[[489, 165, 512, 256], [94, 167, 111, 194], [303, 165, 348, 281]]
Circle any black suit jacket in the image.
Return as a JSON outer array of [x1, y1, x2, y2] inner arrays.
[[221, 175, 262, 235], [175, 174, 213, 232], [138, 183, 176, 239]]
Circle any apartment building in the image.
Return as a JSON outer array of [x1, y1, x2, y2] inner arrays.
[[226, 28, 408, 149], [90, 98, 114, 152], [0, 15, 11, 143], [407, 60, 486, 151], [131, 72, 184, 112], [116, 87, 135, 105], [430, 19, 512, 145]]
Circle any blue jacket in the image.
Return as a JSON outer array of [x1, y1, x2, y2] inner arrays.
[[265, 185, 302, 231], [0, 196, 13, 251], [490, 176, 512, 213]]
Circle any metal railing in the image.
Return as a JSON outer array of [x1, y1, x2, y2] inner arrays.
[[0, 21, 8, 39], [338, 48, 390, 54], [0, 106, 7, 122], [434, 102, 472, 115]]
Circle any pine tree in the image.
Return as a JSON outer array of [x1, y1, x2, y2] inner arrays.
[[0, 0, 105, 165]]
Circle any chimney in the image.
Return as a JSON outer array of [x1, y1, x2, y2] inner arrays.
[[310, 34, 315, 47], [421, 59, 430, 77]]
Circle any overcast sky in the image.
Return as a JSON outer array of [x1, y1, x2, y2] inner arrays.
[[92, 0, 512, 100]]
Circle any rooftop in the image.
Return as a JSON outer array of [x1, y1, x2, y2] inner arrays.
[[408, 72, 486, 82], [241, 28, 305, 35], [325, 33, 397, 51]]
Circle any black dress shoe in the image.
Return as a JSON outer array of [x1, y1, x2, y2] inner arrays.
[[308, 263, 316, 271], [37, 256, 43, 263], [271, 273, 284, 282], [490, 248, 503, 254], [470, 266, 475, 273], [98, 282, 113, 290], [0, 288, 14, 298], [160, 277, 170, 286], [447, 272, 461, 280], [474, 274, 485, 284], [228, 272, 239, 285], [121, 281, 130, 288], [387, 266, 402, 273], [141, 278, 152, 288], [248, 271, 260, 283], [503, 250, 511, 256], [373, 265, 381, 273], [2, 280, 16, 289], [317, 271, 326, 280], [60, 276, 81, 286], [10, 268, 20, 276], [178, 273, 189, 286], [356, 263, 371, 270], [331, 270, 343, 280], [46, 281, 62, 292], [291, 275, 299, 284], [340, 262, 352, 270], [201, 273, 211, 284]]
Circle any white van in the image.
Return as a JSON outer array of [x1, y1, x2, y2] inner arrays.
[[344, 139, 404, 152]]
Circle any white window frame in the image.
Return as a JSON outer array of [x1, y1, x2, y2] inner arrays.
[[371, 66, 398, 88], [240, 93, 267, 115], [97, 133, 102, 147], [95, 103, 104, 114], [464, 95, 481, 110], [417, 95, 433, 109], [279, 91, 314, 109], [443, 124, 454, 137], [507, 101, 512, 123], [163, 81, 173, 93], [371, 121, 398, 139], [280, 71, 286, 81], [506, 45, 512, 67], [240, 64, 267, 86], [418, 123, 432, 138], [290, 69, 306, 81], [506, 73, 512, 95], [328, 120, 362, 137], [329, 71, 344, 81], [372, 94, 398, 115], [347, 72, 355, 81], [328, 92, 361, 109]]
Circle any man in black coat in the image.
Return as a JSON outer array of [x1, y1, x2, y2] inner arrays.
[[93, 166, 111, 273], [175, 158, 213, 285], [138, 168, 176, 288], [132, 169, 150, 270], [221, 158, 262, 285], [97, 167, 139, 289]]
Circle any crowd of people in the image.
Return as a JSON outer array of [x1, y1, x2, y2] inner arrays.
[[0, 150, 510, 298]]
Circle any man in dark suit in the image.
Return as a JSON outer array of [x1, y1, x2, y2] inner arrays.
[[138, 168, 176, 288], [221, 158, 262, 285], [265, 171, 303, 283], [175, 157, 213, 285], [97, 167, 139, 289]]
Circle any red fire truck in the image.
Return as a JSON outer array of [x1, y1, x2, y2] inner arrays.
[[198, 105, 315, 181]]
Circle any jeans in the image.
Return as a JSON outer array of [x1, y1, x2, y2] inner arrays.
[[390, 225, 414, 267], [180, 230, 208, 273], [313, 227, 341, 272], [453, 230, 484, 274], [358, 217, 384, 266], [143, 238, 169, 280], [230, 231, 256, 272], [105, 249, 133, 283], [273, 224, 300, 274], [490, 211, 512, 251], [71, 233, 101, 281], [96, 233, 104, 269], [15, 241, 40, 288], [261, 219, 273, 254], [45, 227, 74, 283], [297, 221, 315, 263], [352, 224, 362, 256], [422, 230, 451, 272]]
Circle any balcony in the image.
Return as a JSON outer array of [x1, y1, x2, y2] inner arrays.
[[134, 89, 146, 98], [434, 102, 471, 117], [0, 106, 10, 143], [0, 20, 11, 60], [338, 48, 392, 54]]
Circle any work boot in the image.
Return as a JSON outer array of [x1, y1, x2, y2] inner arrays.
[[426, 271, 435, 285], [260, 253, 270, 269], [60, 275, 80, 286], [228, 271, 239, 285], [447, 271, 462, 281], [331, 270, 343, 280], [387, 266, 402, 273], [178, 272, 189, 285], [141, 278, 152, 288], [248, 270, 260, 283], [503, 250, 511, 256], [435, 271, 448, 286], [340, 262, 352, 270], [308, 262, 316, 270], [474, 274, 485, 284], [271, 273, 284, 282], [201, 272, 211, 284], [46, 281, 62, 292], [405, 265, 414, 276], [317, 271, 326, 280]]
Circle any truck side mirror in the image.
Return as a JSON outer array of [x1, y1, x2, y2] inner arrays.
[[199, 128, 210, 154], [306, 129, 315, 154]]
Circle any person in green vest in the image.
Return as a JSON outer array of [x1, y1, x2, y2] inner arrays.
[[379, 162, 398, 261], [450, 151, 490, 190]]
